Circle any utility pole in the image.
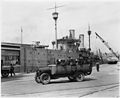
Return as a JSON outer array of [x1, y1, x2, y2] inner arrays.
[[21, 27, 23, 45], [20, 26, 24, 72]]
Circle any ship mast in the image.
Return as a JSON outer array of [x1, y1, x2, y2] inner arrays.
[[49, 3, 64, 49]]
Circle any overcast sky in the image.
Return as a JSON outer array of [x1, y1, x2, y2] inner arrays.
[[1, 0, 120, 53]]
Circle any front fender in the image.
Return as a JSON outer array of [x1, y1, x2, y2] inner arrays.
[[35, 70, 41, 77], [35, 68, 51, 76]]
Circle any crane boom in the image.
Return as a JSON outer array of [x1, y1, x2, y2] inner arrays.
[[95, 32, 119, 59], [98, 49, 103, 62]]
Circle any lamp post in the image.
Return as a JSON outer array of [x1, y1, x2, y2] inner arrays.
[[88, 25, 91, 51], [52, 11, 58, 49]]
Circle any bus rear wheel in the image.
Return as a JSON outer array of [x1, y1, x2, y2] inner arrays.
[[68, 76, 75, 81], [75, 73, 84, 82]]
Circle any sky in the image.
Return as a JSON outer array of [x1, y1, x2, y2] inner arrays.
[[1, 0, 120, 53]]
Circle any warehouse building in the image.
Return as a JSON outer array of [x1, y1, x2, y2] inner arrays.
[[1, 42, 48, 73]]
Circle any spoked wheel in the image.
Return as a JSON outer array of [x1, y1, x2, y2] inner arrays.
[[35, 75, 41, 83], [2, 71, 9, 78], [40, 73, 51, 85], [75, 73, 84, 82], [68, 76, 75, 81]]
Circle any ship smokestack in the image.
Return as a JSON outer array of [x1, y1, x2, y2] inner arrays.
[[69, 29, 75, 39], [79, 34, 84, 48]]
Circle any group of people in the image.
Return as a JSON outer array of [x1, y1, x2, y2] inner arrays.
[[56, 56, 100, 72], [56, 57, 76, 66]]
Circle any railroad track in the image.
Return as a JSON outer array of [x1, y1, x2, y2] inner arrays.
[[79, 84, 119, 97]]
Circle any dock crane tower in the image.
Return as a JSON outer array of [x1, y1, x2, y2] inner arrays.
[[95, 32, 119, 59]]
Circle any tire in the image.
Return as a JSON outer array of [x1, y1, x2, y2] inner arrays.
[[40, 73, 50, 85], [2, 71, 9, 78], [35, 75, 41, 83], [68, 76, 75, 81], [75, 73, 84, 82]]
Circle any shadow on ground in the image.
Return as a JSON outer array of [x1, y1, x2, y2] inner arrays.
[[49, 77, 96, 85], [1, 73, 34, 82]]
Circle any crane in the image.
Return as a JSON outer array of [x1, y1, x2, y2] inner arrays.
[[98, 49, 103, 63], [95, 32, 119, 59]]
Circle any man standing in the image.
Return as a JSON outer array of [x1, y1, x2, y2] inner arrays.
[[10, 64, 15, 77], [95, 55, 100, 72], [96, 62, 100, 72]]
